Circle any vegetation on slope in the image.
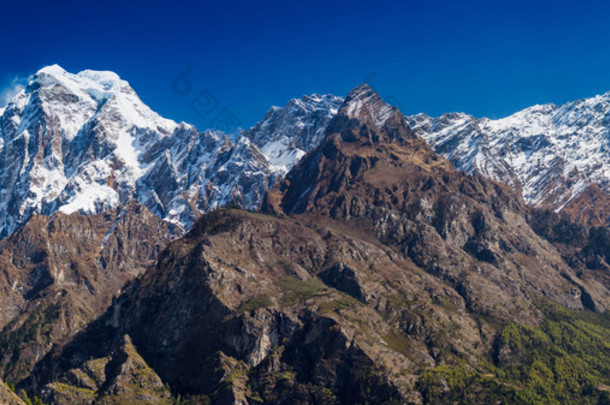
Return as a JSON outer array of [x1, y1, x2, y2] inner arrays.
[[419, 302, 610, 404]]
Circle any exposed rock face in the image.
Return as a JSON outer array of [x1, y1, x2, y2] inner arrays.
[[42, 334, 171, 404], [0, 202, 172, 386], [559, 183, 610, 226], [407, 93, 610, 226], [245, 94, 343, 174], [28, 209, 475, 404]]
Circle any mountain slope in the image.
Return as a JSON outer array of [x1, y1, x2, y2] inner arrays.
[[272, 84, 610, 316], [0, 203, 172, 387], [31, 209, 451, 403], [407, 93, 610, 225]]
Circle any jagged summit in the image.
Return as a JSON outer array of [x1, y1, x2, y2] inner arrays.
[[344, 82, 377, 101], [341, 83, 400, 130], [325, 84, 416, 146], [245, 93, 343, 174]]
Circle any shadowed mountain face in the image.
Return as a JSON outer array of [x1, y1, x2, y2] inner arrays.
[[7, 85, 610, 405], [0, 203, 172, 388]]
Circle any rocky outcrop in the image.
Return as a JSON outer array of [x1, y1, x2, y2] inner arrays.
[[43, 335, 171, 404]]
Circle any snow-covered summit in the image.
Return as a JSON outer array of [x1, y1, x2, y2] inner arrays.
[[246, 93, 343, 174], [0, 65, 342, 238], [0, 65, 268, 237], [30, 64, 178, 137]]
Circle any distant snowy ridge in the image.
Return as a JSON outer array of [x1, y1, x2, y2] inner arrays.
[[406, 92, 610, 216], [0, 65, 339, 237], [246, 94, 342, 174]]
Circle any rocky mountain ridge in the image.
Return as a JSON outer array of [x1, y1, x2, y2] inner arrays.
[[4, 66, 610, 239]]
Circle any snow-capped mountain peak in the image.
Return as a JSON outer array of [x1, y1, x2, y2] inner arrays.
[[0, 65, 246, 237], [0, 66, 345, 238], [9, 65, 610, 236], [30, 64, 178, 138], [245, 92, 343, 174]]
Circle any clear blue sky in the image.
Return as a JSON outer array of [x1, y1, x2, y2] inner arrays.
[[2, 0, 610, 130]]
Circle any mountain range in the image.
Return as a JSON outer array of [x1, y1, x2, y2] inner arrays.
[[1, 66, 610, 404], [4, 66, 610, 237]]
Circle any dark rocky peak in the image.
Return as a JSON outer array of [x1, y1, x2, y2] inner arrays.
[[328, 83, 416, 145], [263, 85, 610, 343], [272, 84, 453, 216]]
